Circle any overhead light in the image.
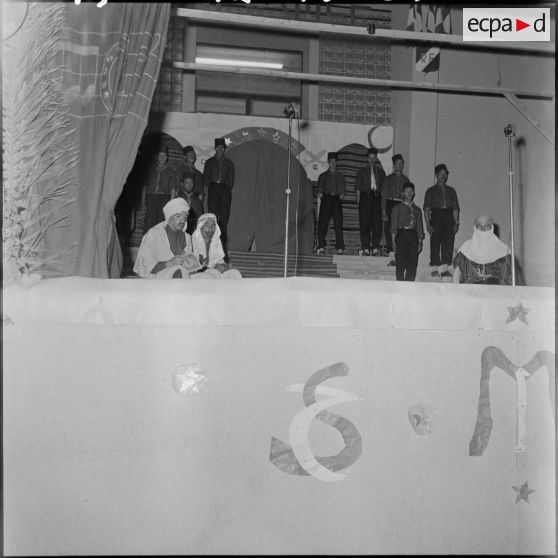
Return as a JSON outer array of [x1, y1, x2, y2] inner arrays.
[[195, 57, 283, 70]]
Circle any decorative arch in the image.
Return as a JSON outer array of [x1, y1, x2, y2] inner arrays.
[[223, 126, 306, 157]]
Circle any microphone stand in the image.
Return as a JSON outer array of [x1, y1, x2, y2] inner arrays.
[[283, 106, 295, 278], [505, 124, 516, 286]]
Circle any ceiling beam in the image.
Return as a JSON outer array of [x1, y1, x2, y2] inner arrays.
[[503, 93, 554, 145], [371, 28, 555, 55], [175, 8, 554, 55], [173, 62, 554, 100], [175, 7, 370, 37]]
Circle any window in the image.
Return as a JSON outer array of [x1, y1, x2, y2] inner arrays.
[[195, 44, 303, 118]]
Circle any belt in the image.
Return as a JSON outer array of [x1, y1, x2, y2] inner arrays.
[[398, 227, 416, 231], [322, 194, 340, 197], [146, 192, 169, 196], [387, 198, 399, 201]]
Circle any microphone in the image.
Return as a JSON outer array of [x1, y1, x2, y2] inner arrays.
[[503, 124, 516, 137], [283, 103, 297, 119]]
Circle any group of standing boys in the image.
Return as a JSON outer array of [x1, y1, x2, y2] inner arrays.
[[316, 150, 460, 281], [140, 138, 235, 262]]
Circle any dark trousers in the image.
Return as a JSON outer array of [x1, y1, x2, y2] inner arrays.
[[383, 199, 399, 253], [429, 208, 455, 266], [359, 191, 382, 250], [395, 229, 419, 281], [208, 182, 232, 253], [144, 193, 169, 234], [317, 195, 344, 249]]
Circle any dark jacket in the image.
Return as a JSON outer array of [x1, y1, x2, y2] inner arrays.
[[355, 162, 386, 195], [177, 191, 203, 235], [203, 156, 235, 190]]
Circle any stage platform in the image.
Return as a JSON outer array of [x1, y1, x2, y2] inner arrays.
[[4, 277, 554, 555], [123, 247, 455, 281], [123, 241, 554, 285]]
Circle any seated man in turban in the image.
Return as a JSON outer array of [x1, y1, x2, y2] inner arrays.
[[190, 213, 242, 279], [133, 198, 201, 279], [452, 215, 512, 285]]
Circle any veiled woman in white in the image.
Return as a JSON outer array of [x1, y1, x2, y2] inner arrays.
[[134, 198, 201, 279], [452, 215, 511, 285], [191, 213, 242, 279]]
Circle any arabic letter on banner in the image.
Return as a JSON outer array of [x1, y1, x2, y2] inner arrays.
[[269, 362, 362, 482]]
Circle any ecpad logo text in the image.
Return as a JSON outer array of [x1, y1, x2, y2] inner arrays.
[[463, 8, 550, 42]]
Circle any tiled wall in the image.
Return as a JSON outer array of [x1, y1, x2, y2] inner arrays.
[[318, 40, 391, 125], [153, 4, 391, 124], [151, 16, 185, 113]]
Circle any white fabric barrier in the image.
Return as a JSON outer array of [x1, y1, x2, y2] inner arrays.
[[3, 277, 555, 555]]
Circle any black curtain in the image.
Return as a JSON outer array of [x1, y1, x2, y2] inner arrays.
[[227, 140, 314, 254]]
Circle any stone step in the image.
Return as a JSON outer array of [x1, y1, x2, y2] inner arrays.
[[339, 270, 453, 282], [333, 254, 455, 282]]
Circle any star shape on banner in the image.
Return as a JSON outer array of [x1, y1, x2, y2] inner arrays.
[[506, 301, 530, 325], [224, 137, 232, 147], [512, 481, 536, 504]]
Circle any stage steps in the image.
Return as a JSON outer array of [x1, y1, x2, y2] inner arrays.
[[228, 251, 339, 278], [122, 246, 453, 282], [333, 254, 453, 282]]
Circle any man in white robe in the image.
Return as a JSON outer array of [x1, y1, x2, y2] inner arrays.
[[191, 213, 242, 279], [133, 198, 201, 279]]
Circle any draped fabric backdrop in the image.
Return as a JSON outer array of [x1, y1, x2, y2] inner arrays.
[[57, 2, 170, 278], [227, 141, 314, 254]]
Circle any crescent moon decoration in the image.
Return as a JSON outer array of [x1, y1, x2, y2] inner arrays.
[[368, 125, 393, 154], [2, 1, 29, 41], [269, 362, 363, 482]]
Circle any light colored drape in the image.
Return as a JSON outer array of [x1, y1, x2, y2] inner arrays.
[[58, 2, 170, 278]]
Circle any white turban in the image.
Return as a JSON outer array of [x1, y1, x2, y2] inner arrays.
[[163, 197, 190, 221]]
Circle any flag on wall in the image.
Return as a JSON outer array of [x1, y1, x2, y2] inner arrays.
[[406, 5, 452, 74]]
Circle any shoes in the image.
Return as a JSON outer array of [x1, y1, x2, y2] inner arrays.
[[388, 260, 396, 266], [317, 248, 325, 255], [371, 248, 379, 256], [358, 249, 364, 256], [431, 270, 440, 277], [363, 249, 370, 256], [337, 249, 344, 255], [441, 270, 452, 277]]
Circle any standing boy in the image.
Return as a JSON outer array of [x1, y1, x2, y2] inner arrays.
[[391, 182, 424, 281], [355, 147, 386, 256], [423, 163, 460, 277], [316, 152, 346, 255], [382, 153, 408, 264], [203, 138, 235, 259]]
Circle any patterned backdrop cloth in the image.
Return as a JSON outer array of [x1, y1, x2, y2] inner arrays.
[[54, 2, 170, 278]]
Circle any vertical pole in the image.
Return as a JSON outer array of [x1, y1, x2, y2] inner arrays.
[[284, 116, 293, 278], [508, 135, 516, 286]]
